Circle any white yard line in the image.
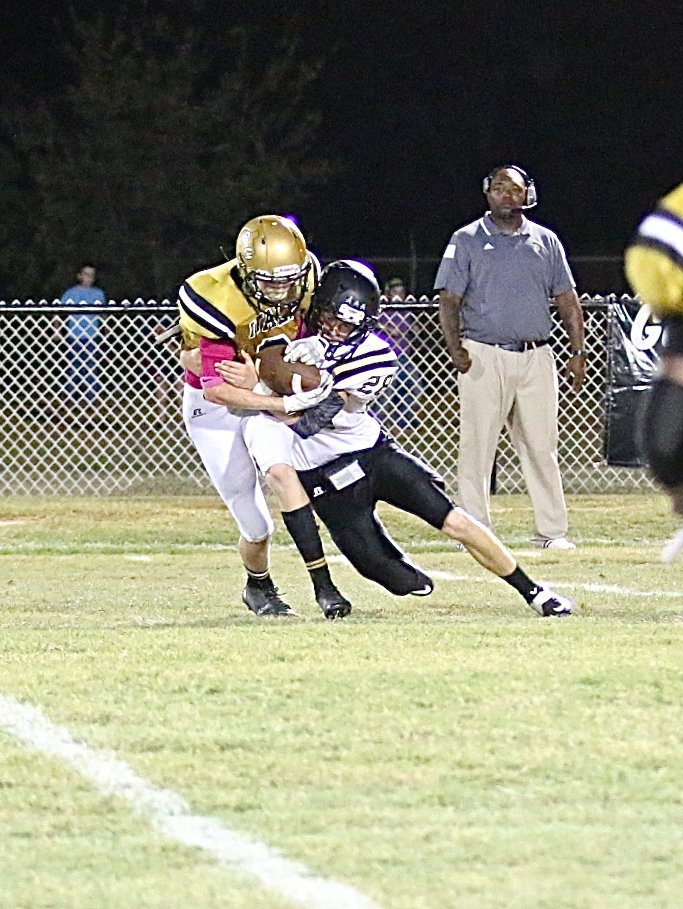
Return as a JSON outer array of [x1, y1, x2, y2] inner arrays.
[[424, 568, 682, 600], [551, 581, 681, 599], [0, 695, 382, 909]]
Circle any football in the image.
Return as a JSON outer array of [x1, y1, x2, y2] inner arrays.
[[257, 345, 321, 396]]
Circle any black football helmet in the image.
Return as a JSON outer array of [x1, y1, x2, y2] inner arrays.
[[307, 260, 381, 354]]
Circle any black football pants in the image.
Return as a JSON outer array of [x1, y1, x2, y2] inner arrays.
[[296, 439, 454, 595]]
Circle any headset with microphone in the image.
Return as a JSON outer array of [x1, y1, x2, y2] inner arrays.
[[482, 165, 537, 209]]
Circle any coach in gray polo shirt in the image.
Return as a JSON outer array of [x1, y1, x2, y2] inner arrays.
[[435, 164, 586, 549]]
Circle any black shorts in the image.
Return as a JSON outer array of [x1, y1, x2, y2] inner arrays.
[[297, 438, 454, 535], [296, 438, 454, 596]]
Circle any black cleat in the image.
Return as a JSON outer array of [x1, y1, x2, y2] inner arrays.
[[242, 581, 297, 617], [315, 583, 352, 620], [409, 580, 434, 596], [408, 568, 434, 596]]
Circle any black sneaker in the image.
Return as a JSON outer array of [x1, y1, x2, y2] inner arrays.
[[315, 583, 352, 620], [242, 581, 297, 617]]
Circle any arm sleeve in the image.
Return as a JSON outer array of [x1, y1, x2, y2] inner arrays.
[[291, 392, 346, 438], [549, 234, 575, 295], [433, 233, 470, 295], [199, 336, 238, 389]]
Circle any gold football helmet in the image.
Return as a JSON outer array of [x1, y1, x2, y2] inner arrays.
[[236, 215, 312, 315]]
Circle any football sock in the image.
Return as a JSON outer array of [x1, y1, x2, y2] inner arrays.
[[282, 505, 334, 592], [501, 565, 541, 603], [245, 567, 272, 589]]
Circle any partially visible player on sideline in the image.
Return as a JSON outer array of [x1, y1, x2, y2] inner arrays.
[[625, 183, 683, 561], [218, 260, 576, 617], [177, 215, 351, 618]]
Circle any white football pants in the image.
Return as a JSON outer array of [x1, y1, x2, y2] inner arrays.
[[241, 412, 296, 475], [182, 385, 274, 543]]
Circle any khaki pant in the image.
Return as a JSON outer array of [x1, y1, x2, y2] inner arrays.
[[457, 339, 569, 540]]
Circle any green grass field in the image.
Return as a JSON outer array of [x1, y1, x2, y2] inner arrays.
[[1, 494, 681, 909]]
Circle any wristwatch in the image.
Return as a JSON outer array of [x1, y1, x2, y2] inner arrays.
[[571, 348, 587, 357]]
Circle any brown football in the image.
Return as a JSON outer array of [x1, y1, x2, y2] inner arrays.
[[256, 345, 321, 395]]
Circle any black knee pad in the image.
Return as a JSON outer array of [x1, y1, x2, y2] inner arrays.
[[642, 378, 683, 488]]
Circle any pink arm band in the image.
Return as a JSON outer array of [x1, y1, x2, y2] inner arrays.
[[199, 336, 237, 389]]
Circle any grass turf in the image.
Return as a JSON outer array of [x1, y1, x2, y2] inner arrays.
[[0, 494, 681, 909]]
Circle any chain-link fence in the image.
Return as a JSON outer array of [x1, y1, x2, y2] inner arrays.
[[0, 296, 652, 496]]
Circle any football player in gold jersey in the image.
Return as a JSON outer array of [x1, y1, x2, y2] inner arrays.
[[178, 215, 352, 617], [625, 183, 683, 561]]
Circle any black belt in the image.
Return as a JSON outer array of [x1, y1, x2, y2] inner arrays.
[[480, 339, 549, 352]]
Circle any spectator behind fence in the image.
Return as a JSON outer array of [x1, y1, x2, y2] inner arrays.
[[60, 264, 106, 402], [625, 181, 683, 562], [375, 276, 424, 432], [435, 164, 586, 550], [384, 276, 407, 300]]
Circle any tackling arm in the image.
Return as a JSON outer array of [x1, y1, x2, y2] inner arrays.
[[210, 351, 333, 414], [204, 373, 333, 415], [203, 381, 287, 412]]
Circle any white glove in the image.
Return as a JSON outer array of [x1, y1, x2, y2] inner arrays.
[[283, 336, 328, 367], [283, 371, 333, 413]]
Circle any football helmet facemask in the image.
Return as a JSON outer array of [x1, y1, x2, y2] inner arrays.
[[236, 215, 312, 316], [307, 260, 381, 355]]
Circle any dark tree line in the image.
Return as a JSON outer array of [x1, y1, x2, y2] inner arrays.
[[0, 2, 331, 300]]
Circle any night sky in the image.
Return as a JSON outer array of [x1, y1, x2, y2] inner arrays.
[[3, 0, 681, 282]]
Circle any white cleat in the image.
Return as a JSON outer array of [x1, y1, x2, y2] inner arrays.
[[661, 528, 683, 563], [535, 537, 577, 551], [529, 588, 574, 617]]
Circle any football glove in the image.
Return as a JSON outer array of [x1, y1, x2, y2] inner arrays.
[[282, 371, 333, 413], [283, 336, 328, 367]]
